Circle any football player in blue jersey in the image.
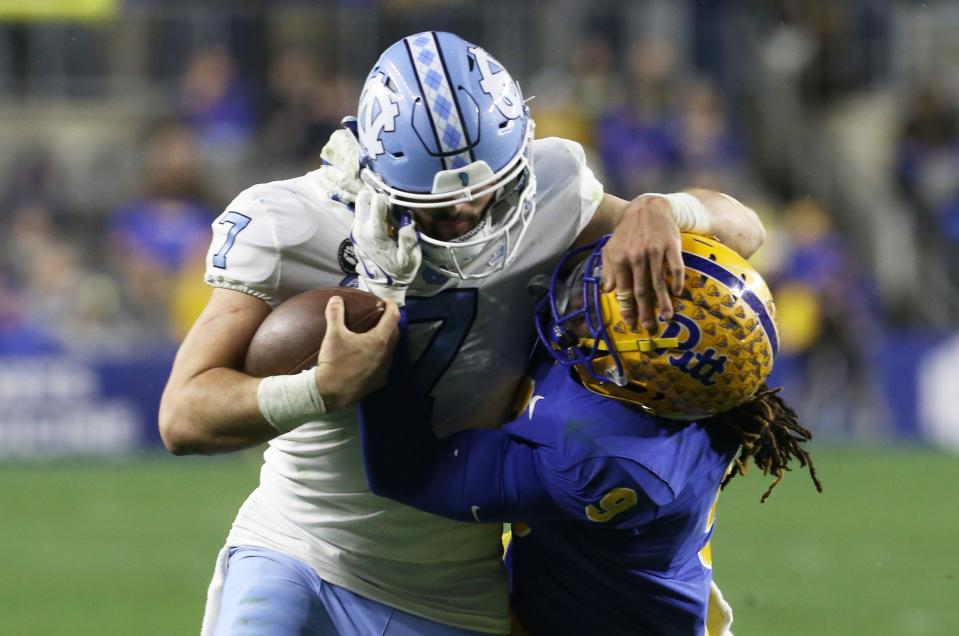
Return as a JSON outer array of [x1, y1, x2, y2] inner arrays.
[[360, 233, 821, 636]]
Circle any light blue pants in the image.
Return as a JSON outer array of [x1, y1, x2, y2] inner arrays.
[[213, 546, 488, 636]]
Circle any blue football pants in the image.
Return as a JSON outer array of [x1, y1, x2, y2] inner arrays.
[[212, 545, 488, 636]]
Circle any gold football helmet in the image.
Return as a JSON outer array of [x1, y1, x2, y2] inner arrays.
[[535, 233, 779, 419]]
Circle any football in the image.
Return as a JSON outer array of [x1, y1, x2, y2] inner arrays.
[[244, 287, 385, 378]]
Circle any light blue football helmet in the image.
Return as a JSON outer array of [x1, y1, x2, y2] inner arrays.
[[356, 31, 537, 279]]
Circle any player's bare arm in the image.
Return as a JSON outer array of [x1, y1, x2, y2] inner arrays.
[[159, 288, 399, 455], [577, 189, 765, 329], [159, 288, 270, 454]]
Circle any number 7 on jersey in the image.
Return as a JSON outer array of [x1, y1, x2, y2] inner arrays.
[[212, 211, 252, 269]]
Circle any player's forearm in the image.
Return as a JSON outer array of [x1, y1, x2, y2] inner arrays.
[[360, 328, 560, 522], [579, 190, 765, 258], [358, 327, 468, 515], [158, 367, 277, 455], [362, 424, 492, 523], [683, 188, 765, 258], [361, 400, 561, 524], [359, 392, 457, 514], [360, 384, 493, 522]]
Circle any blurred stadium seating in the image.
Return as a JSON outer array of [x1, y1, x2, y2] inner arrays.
[[2, 0, 958, 454], [1, 3, 957, 636]]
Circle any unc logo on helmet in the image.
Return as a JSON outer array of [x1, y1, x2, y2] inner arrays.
[[469, 46, 524, 120], [357, 73, 399, 159], [535, 233, 779, 420], [356, 31, 537, 280]]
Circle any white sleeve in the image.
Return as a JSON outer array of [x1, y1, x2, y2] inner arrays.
[[553, 138, 604, 235], [204, 187, 282, 306]]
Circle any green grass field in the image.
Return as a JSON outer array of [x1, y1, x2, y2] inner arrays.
[[0, 447, 955, 635]]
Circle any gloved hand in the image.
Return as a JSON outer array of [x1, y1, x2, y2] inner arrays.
[[351, 188, 422, 305]]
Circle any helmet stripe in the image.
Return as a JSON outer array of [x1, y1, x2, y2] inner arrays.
[[681, 252, 779, 357], [404, 33, 472, 171], [433, 37, 477, 168]]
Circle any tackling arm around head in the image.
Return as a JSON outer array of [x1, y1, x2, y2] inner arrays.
[[158, 288, 399, 455], [577, 189, 765, 329]]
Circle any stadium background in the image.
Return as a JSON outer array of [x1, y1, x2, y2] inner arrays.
[[0, 0, 956, 634]]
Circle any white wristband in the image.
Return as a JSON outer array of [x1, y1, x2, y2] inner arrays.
[[257, 367, 326, 434], [642, 192, 712, 235]]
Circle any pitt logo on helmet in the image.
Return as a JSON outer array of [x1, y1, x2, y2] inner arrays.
[[535, 233, 779, 420], [669, 346, 728, 387], [630, 312, 730, 387]]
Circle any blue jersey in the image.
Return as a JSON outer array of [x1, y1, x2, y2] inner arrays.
[[360, 348, 739, 636], [502, 359, 737, 635]]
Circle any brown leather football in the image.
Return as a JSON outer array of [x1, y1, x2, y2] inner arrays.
[[244, 287, 385, 378]]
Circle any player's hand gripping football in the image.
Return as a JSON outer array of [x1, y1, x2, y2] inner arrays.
[[351, 188, 422, 305], [315, 295, 400, 411], [602, 195, 685, 330]]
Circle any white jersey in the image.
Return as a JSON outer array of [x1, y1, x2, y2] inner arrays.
[[203, 137, 603, 633]]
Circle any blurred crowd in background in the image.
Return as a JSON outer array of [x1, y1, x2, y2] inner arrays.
[[1, 0, 958, 442]]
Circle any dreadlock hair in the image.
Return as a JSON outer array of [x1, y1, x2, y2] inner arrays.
[[710, 384, 823, 503]]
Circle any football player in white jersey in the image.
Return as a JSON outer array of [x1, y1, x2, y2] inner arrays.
[[159, 32, 765, 635]]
